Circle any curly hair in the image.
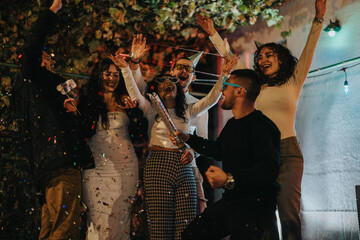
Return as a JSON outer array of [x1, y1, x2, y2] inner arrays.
[[253, 43, 298, 86], [146, 74, 187, 121]]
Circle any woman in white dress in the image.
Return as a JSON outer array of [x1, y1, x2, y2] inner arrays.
[[78, 58, 147, 240]]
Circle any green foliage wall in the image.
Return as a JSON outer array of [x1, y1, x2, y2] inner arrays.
[[0, 0, 286, 238]]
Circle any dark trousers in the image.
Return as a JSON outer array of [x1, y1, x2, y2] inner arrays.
[[182, 199, 278, 240], [39, 166, 81, 240], [277, 137, 304, 240]]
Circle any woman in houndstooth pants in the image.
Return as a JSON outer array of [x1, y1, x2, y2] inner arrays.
[[110, 54, 237, 239], [109, 55, 237, 240]]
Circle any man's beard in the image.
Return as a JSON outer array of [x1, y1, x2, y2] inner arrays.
[[221, 96, 234, 110]]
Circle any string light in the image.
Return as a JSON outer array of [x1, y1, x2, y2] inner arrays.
[[341, 68, 349, 94], [306, 58, 360, 94], [344, 80, 349, 94], [1, 55, 360, 95]]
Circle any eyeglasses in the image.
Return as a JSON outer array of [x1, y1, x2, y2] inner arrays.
[[222, 81, 247, 92], [103, 71, 120, 78], [155, 76, 180, 84], [174, 64, 194, 73]]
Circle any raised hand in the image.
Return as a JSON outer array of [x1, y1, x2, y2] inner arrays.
[[49, 0, 62, 14], [205, 165, 228, 189], [131, 34, 149, 62], [107, 53, 128, 68], [222, 55, 240, 76], [315, 0, 327, 19], [195, 13, 217, 36]]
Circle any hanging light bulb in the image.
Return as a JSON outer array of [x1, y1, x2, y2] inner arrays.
[[341, 68, 349, 94], [344, 79, 349, 94]]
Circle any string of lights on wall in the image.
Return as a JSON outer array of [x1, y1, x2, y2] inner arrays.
[[306, 57, 360, 95], [1, 55, 360, 95]]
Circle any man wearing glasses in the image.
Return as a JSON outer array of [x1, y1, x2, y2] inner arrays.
[[171, 69, 281, 239], [170, 56, 210, 214]]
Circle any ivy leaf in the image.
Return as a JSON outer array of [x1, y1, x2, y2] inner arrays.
[[88, 40, 100, 53], [281, 29, 292, 39]]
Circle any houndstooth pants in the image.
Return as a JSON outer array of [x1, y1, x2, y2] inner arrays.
[[144, 150, 197, 240]]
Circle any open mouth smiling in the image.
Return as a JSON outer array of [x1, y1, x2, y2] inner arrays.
[[164, 84, 174, 92], [261, 63, 271, 70], [179, 76, 187, 82], [104, 81, 117, 88], [159, 82, 175, 93]]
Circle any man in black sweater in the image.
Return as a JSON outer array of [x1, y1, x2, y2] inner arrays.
[[172, 69, 280, 239], [15, 0, 94, 239]]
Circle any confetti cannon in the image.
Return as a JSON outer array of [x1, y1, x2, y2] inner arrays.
[[147, 92, 186, 151]]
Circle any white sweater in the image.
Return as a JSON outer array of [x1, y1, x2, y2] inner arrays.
[[209, 20, 323, 139]]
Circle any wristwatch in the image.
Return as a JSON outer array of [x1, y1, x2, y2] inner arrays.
[[224, 173, 235, 190]]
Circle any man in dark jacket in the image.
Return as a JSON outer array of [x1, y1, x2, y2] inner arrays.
[[171, 69, 280, 240], [16, 0, 94, 239]]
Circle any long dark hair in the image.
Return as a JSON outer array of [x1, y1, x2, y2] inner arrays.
[[80, 58, 148, 143], [87, 58, 127, 129], [253, 43, 298, 86], [146, 74, 187, 121]]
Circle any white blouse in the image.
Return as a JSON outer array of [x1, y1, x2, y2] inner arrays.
[[121, 65, 223, 149]]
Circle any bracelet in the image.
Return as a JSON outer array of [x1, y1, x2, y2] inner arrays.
[[130, 58, 140, 64], [313, 17, 324, 24]]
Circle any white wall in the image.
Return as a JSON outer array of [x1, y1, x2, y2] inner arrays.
[[218, 0, 360, 238]]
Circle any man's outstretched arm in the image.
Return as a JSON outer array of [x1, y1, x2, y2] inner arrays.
[[171, 131, 221, 161], [22, 0, 62, 78]]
